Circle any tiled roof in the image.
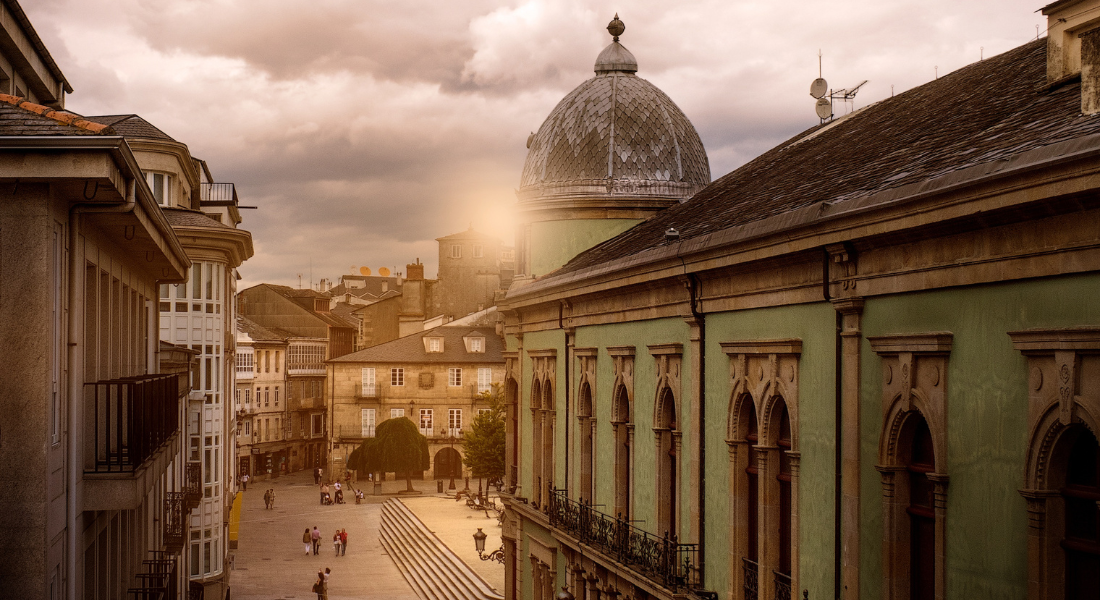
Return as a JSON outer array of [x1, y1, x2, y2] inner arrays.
[[162, 208, 234, 229], [262, 284, 356, 329], [556, 38, 1100, 275], [237, 315, 285, 342], [330, 302, 361, 327], [0, 94, 111, 135], [85, 114, 177, 142], [330, 326, 503, 364]]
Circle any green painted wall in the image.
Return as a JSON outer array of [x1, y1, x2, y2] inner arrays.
[[704, 303, 838, 599], [530, 219, 640, 278], [858, 273, 1100, 600]]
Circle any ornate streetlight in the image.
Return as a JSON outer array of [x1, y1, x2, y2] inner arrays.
[[472, 528, 504, 564]]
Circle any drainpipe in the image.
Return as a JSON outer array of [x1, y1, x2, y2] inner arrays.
[[823, 249, 842, 600], [684, 272, 706, 586], [560, 301, 570, 496], [66, 178, 136, 599]]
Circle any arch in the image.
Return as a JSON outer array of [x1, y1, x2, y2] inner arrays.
[[1024, 400, 1100, 491], [612, 382, 633, 518], [759, 394, 794, 449], [612, 382, 632, 424], [653, 379, 680, 430], [505, 377, 520, 492], [655, 386, 679, 537], [578, 380, 595, 502], [577, 381, 592, 417], [879, 389, 947, 474], [531, 379, 542, 411], [727, 392, 758, 442], [433, 447, 462, 480]]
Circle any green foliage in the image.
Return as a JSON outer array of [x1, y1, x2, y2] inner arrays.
[[348, 417, 429, 490], [462, 384, 506, 479]]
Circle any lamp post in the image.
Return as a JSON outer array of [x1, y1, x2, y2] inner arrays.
[[472, 528, 504, 564], [440, 427, 457, 490]]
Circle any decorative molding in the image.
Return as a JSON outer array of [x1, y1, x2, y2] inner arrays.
[[868, 332, 954, 355], [647, 343, 683, 356], [606, 345, 636, 357], [573, 347, 599, 357], [720, 339, 803, 356], [527, 348, 558, 358]]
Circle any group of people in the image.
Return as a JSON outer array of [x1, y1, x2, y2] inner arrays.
[[311, 567, 331, 600], [320, 479, 364, 505], [303, 526, 348, 556], [262, 488, 276, 509]]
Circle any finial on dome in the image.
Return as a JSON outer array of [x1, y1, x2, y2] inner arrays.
[[607, 14, 625, 41]]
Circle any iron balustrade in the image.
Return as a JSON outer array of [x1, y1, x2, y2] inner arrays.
[[184, 462, 202, 509], [547, 486, 699, 592], [86, 374, 181, 473], [508, 464, 518, 494], [199, 182, 238, 204], [743, 558, 759, 600], [774, 571, 792, 600], [164, 492, 185, 552], [128, 554, 177, 600]]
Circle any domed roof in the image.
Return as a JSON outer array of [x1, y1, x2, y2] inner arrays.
[[518, 16, 710, 205]]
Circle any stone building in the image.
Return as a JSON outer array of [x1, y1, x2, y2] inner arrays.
[[328, 324, 505, 483], [235, 316, 291, 481], [436, 228, 514, 320], [500, 9, 1100, 600]]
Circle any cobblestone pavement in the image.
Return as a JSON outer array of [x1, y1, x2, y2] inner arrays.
[[230, 470, 422, 600]]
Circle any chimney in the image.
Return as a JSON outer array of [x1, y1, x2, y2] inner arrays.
[[1084, 28, 1100, 114], [1042, 0, 1100, 114], [406, 259, 425, 281]]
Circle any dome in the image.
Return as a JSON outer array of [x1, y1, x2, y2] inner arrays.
[[518, 16, 710, 206]]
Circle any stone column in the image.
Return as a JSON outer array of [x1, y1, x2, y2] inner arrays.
[[834, 298, 864, 600], [685, 316, 703, 545], [929, 474, 949, 600], [788, 450, 801, 597], [876, 465, 905, 600], [756, 445, 778, 600]]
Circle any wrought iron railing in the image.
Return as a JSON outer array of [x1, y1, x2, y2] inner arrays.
[[199, 182, 238, 204], [184, 462, 202, 509], [355, 383, 378, 399], [547, 486, 699, 592], [164, 492, 185, 552], [128, 554, 176, 600], [743, 558, 759, 600], [86, 374, 180, 473], [508, 464, 518, 494], [774, 571, 792, 600]]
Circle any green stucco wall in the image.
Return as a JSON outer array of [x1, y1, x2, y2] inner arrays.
[[858, 273, 1100, 600], [530, 219, 640, 278]]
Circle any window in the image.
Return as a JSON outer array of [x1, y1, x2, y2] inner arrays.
[[361, 368, 376, 397], [473, 244, 483, 258], [419, 409, 433, 436], [264, 351, 270, 373], [448, 408, 462, 437], [391, 408, 405, 419], [311, 414, 324, 437], [274, 386, 280, 407], [451, 244, 461, 258], [145, 171, 172, 206], [428, 337, 442, 352], [274, 351, 280, 373], [264, 387, 270, 407], [478, 368, 492, 393], [391, 368, 404, 386], [244, 421, 250, 436], [469, 337, 484, 352], [244, 389, 250, 407], [236, 352, 253, 375], [361, 408, 376, 438], [449, 368, 462, 387], [478, 408, 492, 417]]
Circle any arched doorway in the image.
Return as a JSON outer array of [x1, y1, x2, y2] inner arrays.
[[434, 447, 463, 480]]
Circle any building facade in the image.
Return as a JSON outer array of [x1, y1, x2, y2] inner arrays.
[[436, 228, 514, 320], [501, 9, 1100, 600], [235, 316, 291, 481], [328, 325, 506, 482]]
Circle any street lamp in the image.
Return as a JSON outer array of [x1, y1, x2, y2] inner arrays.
[[472, 528, 504, 564], [440, 427, 457, 490]]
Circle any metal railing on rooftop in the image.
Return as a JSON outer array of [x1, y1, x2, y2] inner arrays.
[[199, 182, 238, 205], [86, 374, 180, 473], [547, 485, 699, 592]]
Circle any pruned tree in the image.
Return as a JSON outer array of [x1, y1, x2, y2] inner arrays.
[[463, 384, 506, 484], [349, 416, 429, 492]]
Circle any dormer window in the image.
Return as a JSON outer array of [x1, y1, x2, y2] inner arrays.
[[145, 172, 173, 207], [314, 298, 329, 312], [426, 337, 443, 353], [466, 337, 485, 353]]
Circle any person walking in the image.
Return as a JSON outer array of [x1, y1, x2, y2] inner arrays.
[[323, 567, 331, 599], [311, 526, 321, 555], [339, 529, 348, 556], [303, 528, 312, 556], [269, 488, 276, 509], [241, 473, 249, 491], [333, 530, 341, 556], [263, 489, 271, 510], [314, 467, 322, 485]]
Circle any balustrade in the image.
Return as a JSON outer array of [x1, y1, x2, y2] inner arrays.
[[86, 374, 180, 473]]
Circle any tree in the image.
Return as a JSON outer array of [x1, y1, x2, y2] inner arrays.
[[348, 416, 429, 492], [463, 384, 506, 484]]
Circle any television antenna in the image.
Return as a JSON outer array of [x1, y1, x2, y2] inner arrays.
[[809, 51, 867, 123]]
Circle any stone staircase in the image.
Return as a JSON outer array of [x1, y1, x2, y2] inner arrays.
[[379, 498, 504, 600]]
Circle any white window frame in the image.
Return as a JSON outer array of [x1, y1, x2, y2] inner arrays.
[[478, 367, 492, 393], [361, 367, 376, 396], [391, 367, 404, 386], [470, 337, 484, 352], [361, 408, 376, 438], [448, 408, 462, 437], [391, 408, 405, 419], [145, 171, 173, 206], [449, 367, 462, 387], [428, 338, 442, 352], [419, 409, 433, 436], [451, 244, 461, 258]]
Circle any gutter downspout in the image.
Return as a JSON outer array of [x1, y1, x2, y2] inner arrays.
[[560, 301, 570, 496], [824, 249, 842, 600], [66, 178, 136, 600], [681, 255, 707, 589]]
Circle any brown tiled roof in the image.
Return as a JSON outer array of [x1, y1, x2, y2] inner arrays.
[[556, 38, 1100, 275], [237, 315, 285, 342], [329, 302, 361, 327], [330, 325, 503, 364], [162, 207, 234, 229], [85, 114, 177, 142], [262, 284, 356, 329], [0, 94, 111, 135]]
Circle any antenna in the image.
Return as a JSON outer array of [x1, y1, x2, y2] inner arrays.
[[297, 273, 302, 289], [808, 51, 866, 122]]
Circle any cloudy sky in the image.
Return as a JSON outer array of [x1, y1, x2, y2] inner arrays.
[[26, 0, 1045, 289]]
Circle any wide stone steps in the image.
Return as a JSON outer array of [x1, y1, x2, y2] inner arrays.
[[378, 498, 503, 600]]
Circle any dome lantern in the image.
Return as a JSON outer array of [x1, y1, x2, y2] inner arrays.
[[595, 14, 637, 74]]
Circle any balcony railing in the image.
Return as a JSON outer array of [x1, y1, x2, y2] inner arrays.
[[163, 492, 185, 553], [508, 464, 518, 494], [547, 486, 699, 592], [183, 462, 202, 509], [199, 182, 238, 205], [355, 383, 378, 399], [128, 553, 177, 600], [743, 558, 759, 600], [774, 571, 792, 600], [86, 374, 180, 473]]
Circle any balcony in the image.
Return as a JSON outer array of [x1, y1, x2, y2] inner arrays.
[[183, 462, 202, 510], [163, 492, 185, 553], [355, 383, 378, 400], [86, 374, 181, 473], [199, 182, 238, 205], [547, 487, 699, 593], [128, 552, 177, 600]]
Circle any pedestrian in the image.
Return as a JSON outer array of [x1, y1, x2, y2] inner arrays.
[[269, 488, 276, 509], [303, 528, 312, 556], [333, 530, 340, 556], [320, 483, 329, 505], [241, 473, 249, 491], [324, 567, 331, 598], [339, 529, 348, 556], [333, 480, 341, 493], [311, 526, 321, 555], [263, 489, 271, 510], [312, 572, 324, 600], [315, 467, 322, 485]]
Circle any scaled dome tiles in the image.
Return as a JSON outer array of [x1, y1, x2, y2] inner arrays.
[[518, 35, 710, 204]]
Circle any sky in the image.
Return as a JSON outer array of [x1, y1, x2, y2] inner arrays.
[[25, 0, 1047, 289]]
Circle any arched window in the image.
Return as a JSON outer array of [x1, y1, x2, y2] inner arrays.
[[777, 404, 793, 581], [736, 396, 760, 599], [656, 387, 678, 537], [506, 378, 519, 492], [578, 382, 594, 503], [1063, 427, 1100, 600], [542, 380, 555, 506], [907, 416, 935, 600], [612, 384, 632, 519], [531, 379, 543, 506]]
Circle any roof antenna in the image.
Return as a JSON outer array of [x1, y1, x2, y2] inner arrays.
[[810, 51, 867, 122]]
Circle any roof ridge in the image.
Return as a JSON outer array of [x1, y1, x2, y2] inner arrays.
[[0, 93, 111, 134]]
